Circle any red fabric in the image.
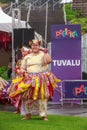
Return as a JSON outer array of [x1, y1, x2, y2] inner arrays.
[[0, 31, 12, 51]]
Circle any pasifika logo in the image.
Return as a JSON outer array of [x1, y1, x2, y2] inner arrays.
[[73, 85, 87, 97], [56, 28, 78, 38]]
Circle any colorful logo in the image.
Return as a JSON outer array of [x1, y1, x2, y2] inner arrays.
[[73, 85, 87, 96], [56, 28, 78, 38]]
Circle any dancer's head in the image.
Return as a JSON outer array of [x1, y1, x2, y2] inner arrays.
[[29, 39, 41, 53]]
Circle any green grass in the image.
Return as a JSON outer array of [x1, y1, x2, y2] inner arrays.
[[0, 111, 87, 130]]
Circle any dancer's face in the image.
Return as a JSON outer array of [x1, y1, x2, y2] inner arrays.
[[31, 42, 40, 53], [21, 51, 28, 57]]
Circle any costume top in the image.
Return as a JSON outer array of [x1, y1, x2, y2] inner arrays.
[[21, 51, 45, 73]]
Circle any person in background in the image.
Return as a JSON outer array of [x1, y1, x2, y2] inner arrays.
[[21, 46, 32, 58], [0, 77, 8, 103], [7, 57, 12, 79], [9, 39, 61, 121], [7, 46, 31, 113]]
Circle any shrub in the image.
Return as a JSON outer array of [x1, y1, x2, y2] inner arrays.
[[0, 66, 9, 80]]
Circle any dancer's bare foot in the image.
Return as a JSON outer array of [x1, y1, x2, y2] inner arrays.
[[21, 114, 31, 120], [42, 117, 48, 121], [21, 117, 31, 120], [13, 111, 20, 114]]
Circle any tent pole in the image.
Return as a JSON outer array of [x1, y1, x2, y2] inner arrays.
[[26, 3, 31, 28], [12, 8, 21, 78], [12, 29, 15, 78], [12, 9, 15, 78]]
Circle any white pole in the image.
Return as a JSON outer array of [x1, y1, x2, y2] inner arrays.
[[12, 9, 15, 78], [12, 8, 21, 78], [27, 3, 31, 27], [63, 3, 67, 24], [45, 2, 48, 48], [12, 32, 15, 78]]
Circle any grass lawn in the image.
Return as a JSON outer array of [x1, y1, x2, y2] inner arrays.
[[0, 111, 87, 130]]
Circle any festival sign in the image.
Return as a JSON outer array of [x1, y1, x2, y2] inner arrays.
[[63, 80, 87, 99], [51, 24, 81, 80]]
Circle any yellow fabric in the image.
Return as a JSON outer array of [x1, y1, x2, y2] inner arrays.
[[12, 77, 23, 83], [18, 82, 29, 89], [33, 76, 39, 100], [55, 78, 61, 82], [52, 83, 57, 88], [41, 76, 45, 99], [9, 81, 31, 97]]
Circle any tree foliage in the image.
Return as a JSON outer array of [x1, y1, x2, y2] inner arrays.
[[0, 0, 13, 3], [65, 4, 87, 34]]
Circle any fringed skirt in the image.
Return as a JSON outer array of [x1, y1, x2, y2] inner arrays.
[[9, 71, 61, 100]]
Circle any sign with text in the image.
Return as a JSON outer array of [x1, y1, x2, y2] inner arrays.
[[51, 24, 81, 80], [63, 80, 87, 99]]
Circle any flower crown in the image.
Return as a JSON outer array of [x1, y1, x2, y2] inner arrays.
[[29, 39, 41, 46]]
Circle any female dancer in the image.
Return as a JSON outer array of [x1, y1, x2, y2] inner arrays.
[[9, 39, 61, 120]]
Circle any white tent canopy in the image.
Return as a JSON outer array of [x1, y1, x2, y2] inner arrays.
[[0, 7, 28, 32], [60, 0, 73, 3], [0, 7, 42, 40]]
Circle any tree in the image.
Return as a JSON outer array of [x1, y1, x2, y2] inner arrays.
[[0, 0, 13, 3]]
